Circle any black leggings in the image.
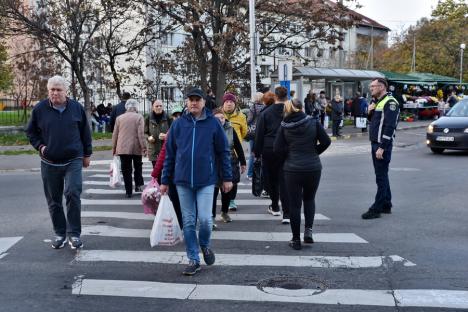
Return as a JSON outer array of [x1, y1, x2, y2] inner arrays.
[[262, 152, 289, 214], [212, 184, 237, 217], [284, 170, 321, 240]]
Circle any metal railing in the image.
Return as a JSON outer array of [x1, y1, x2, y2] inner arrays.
[[0, 98, 35, 127]]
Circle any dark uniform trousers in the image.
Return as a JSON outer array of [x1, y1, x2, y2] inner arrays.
[[371, 142, 392, 211]]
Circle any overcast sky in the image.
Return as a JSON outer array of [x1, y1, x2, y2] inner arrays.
[[355, 0, 441, 35]]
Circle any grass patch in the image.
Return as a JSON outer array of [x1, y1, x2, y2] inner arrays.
[[0, 110, 31, 126], [0, 149, 38, 156], [0, 133, 29, 145], [92, 132, 113, 140], [0, 131, 112, 146]]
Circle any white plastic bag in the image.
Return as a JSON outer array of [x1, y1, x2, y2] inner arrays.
[[150, 195, 183, 247], [109, 156, 122, 188], [324, 115, 329, 129], [356, 117, 367, 128]]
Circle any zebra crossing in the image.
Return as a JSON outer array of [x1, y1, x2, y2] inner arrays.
[[70, 159, 468, 310]]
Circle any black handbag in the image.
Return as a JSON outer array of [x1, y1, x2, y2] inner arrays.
[[231, 154, 240, 183], [252, 158, 263, 197]]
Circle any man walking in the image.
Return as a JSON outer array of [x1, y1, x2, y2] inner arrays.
[[160, 87, 233, 276], [109, 91, 131, 132], [362, 78, 399, 220], [26, 75, 92, 249]]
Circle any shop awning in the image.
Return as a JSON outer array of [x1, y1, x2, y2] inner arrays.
[[379, 71, 417, 82], [271, 67, 384, 80], [405, 72, 459, 84]]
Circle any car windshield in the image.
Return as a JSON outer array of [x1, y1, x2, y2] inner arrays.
[[446, 100, 468, 117]]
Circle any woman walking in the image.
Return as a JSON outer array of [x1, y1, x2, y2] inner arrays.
[[112, 99, 146, 197], [211, 108, 246, 224], [274, 99, 331, 250]]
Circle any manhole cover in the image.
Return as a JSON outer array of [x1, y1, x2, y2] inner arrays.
[[257, 276, 327, 297]]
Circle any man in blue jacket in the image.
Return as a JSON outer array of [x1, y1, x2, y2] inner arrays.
[[26, 75, 92, 249], [160, 87, 233, 276], [109, 91, 131, 132]]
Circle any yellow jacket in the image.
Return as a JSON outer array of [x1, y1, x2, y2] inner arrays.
[[224, 110, 247, 140]]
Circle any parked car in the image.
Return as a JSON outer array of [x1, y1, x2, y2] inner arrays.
[[426, 98, 468, 154]]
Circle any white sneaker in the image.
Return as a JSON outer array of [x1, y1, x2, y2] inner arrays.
[[282, 218, 290, 224], [267, 206, 281, 216]]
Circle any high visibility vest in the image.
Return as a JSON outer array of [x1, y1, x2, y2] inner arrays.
[[375, 95, 397, 111]]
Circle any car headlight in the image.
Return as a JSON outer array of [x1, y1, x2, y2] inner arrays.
[[427, 124, 434, 134], [464, 128, 468, 133]]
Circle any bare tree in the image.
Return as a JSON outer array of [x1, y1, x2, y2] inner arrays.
[[145, 0, 360, 104], [0, 0, 121, 113]]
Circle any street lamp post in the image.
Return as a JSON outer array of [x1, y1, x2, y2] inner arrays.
[[249, 0, 256, 100], [460, 43, 466, 85]]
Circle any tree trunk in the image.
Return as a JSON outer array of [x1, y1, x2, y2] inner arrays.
[[215, 68, 226, 107], [109, 56, 122, 99]]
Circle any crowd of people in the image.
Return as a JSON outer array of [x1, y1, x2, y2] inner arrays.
[[27, 75, 400, 277]]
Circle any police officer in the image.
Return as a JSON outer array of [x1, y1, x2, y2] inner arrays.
[[362, 78, 400, 220]]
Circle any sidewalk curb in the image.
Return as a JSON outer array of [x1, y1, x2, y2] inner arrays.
[[328, 124, 429, 141]]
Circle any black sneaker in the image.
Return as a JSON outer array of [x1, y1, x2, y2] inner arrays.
[[183, 261, 201, 276], [68, 237, 83, 249], [382, 204, 392, 214], [361, 210, 381, 220], [303, 227, 314, 244], [51, 236, 66, 249], [135, 185, 144, 193], [289, 239, 302, 250], [201, 247, 215, 265]]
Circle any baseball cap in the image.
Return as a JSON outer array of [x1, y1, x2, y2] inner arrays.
[[186, 88, 205, 99]]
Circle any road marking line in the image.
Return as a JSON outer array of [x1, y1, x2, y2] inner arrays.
[[81, 211, 329, 221], [84, 188, 253, 195], [83, 198, 276, 206], [82, 225, 365, 243], [0, 237, 23, 259], [76, 250, 415, 268], [85, 169, 152, 173], [73, 279, 467, 309], [90, 159, 151, 166], [87, 174, 252, 183]]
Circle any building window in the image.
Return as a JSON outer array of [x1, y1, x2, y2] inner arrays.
[[317, 48, 324, 58], [305, 47, 314, 57], [160, 33, 173, 46], [161, 87, 175, 101], [329, 47, 336, 59], [260, 65, 271, 77]]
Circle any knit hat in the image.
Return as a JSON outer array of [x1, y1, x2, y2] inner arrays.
[[223, 92, 237, 103]]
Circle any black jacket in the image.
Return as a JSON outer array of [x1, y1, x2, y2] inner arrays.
[[254, 103, 284, 156], [274, 112, 331, 172], [26, 98, 92, 164], [109, 101, 127, 132]]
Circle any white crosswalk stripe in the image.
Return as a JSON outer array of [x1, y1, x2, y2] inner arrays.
[[76, 250, 415, 268], [70, 158, 468, 309], [85, 188, 254, 195], [73, 279, 468, 309], [81, 211, 330, 221], [82, 225, 366, 243], [0, 236, 23, 260]]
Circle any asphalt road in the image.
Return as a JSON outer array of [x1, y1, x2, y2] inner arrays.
[[1, 128, 468, 311]]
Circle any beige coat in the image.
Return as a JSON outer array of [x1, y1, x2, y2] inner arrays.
[[112, 111, 146, 155]]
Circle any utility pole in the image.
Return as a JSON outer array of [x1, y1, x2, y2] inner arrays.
[[338, 0, 344, 68], [460, 43, 466, 85], [411, 32, 416, 72], [249, 0, 257, 100], [370, 26, 374, 69]]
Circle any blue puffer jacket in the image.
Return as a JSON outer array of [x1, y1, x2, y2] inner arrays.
[[161, 108, 232, 188]]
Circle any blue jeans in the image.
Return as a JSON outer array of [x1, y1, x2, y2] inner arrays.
[[371, 142, 392, 211], [41, 158, 83, 237], [247, 140, 254, 177], [176, 184, 215, 263]]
